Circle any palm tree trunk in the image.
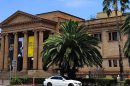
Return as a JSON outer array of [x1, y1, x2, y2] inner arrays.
[[115, 0, 124, 81]]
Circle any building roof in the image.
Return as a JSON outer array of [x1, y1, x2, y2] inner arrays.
[[36, 10, 85, 21], [0, 10, 57, 27]]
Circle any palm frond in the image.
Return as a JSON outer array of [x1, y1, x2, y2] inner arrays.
[[42, 20, 102, 71]]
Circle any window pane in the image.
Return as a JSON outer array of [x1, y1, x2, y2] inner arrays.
[[112, 32, 118, 41], [94, 34, 98, 38], [108, 60, 112, 67], [108, 32, 111, 41], [128, 59, 130, 67], [58, 77, 63, 80], [51, 77, 59, 79], [113, 60, 117, 67], [99, 34, 102, 41], [94, 33, 102, 41]]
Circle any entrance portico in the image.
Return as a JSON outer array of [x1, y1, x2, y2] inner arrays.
[[0, 11, 56, 72]]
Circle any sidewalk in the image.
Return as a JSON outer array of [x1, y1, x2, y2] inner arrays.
[[0, 80, 10, 86]]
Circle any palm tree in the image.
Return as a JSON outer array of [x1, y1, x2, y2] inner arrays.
[[103, 0, 130, 81], [121, 15, 130, 62], [41, 20, 102, 79]]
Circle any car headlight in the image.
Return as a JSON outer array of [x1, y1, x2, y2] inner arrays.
[[74, 83, 78, 84], [74, 83, 82, 86]]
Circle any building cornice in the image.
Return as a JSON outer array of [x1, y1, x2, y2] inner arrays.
[[86, 16, 125, 29]]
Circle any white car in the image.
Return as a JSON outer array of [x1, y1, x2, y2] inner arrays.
[[43, 75, 82, 86]]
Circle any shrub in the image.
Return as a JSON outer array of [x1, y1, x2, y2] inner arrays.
[[10, 76, 22, 85], [35, 78, 45, 84], [95, 78, 117, 86], [125, 79, 130, 85], [74, 78, 117, 86], [10, 77, 45, 85]]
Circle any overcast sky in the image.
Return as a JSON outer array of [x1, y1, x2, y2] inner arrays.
[[0, 0, 103, 22]]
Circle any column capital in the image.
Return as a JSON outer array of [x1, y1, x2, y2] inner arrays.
[[4, 33, 9, 36], [13, 32, 18, 35], [39, 30, 44, 33], [32, 29, 39, 32], [1, 33, 6, 36], [36, 28, 46, 32], [36, 27, 46, 32], [22, 31, 28, 34], [50, 31, 54, 34]]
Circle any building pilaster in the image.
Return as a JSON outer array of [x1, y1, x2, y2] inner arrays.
[[33, 31, 38, 70], [23, 32, 28, 71], [0, 34, 5, 70], [38, 31, 43, 70], [4, 34, 9, 71], [13, 33, 18, 71]]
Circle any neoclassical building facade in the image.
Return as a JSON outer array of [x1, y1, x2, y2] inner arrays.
[[0, 11, 84, 78], [0, 10, 130, 78]]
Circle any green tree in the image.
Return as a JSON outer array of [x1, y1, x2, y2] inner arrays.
[[42, 20, 102, 79], [103, 0, 129, 16], [121, 15, 130, 61], [103, 0, 130, 81]]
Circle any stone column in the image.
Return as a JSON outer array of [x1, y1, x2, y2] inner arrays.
[[4, 34, 9, 71], [23, 32, 28, 71], [0, 35, 5, 70], [13, 33, 18, 71], [38, 31, 43, 70], [33, 31, 38, 70]]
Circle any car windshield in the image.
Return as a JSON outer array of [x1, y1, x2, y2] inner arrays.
[[50, 76, 65, 80]]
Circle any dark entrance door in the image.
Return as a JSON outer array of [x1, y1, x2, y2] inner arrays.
[[28, 57, 33, 70]]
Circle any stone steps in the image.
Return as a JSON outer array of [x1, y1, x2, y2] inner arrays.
[[0, 71, 10, 79], [0, 70, 57, 79], [0, 71, 27, 79]]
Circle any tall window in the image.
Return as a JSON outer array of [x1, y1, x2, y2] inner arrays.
[[93, 33, 102, 41], [108, 60, 112, 67], [108, 59, 118, 67], [128, 59, 130, 67], [113, 60, 118, 67], [108, 31, 118, 41]]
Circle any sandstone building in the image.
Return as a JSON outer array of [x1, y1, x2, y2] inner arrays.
[[0, 10, 129, 78]]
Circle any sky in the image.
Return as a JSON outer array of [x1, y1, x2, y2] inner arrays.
[[0, 0, 103, 22]]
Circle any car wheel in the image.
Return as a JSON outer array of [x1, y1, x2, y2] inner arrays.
[[47, 82, 52, 86], [68, 83, 74, 86]]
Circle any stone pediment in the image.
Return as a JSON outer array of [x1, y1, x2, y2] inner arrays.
[[1, 11, 41, 25], [7, 15, 34, 24]]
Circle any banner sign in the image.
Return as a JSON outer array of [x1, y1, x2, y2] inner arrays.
[[28, 36, 34, 57]]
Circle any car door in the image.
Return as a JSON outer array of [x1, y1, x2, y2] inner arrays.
[[57, 76, 67, 86], [50, 77, 59, 86], [50, 76, 66, 86]]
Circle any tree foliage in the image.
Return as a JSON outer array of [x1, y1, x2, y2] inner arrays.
[[41, 20, 102, 78], [103, 0, 130, 16], [121, 15, 130, 58]]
